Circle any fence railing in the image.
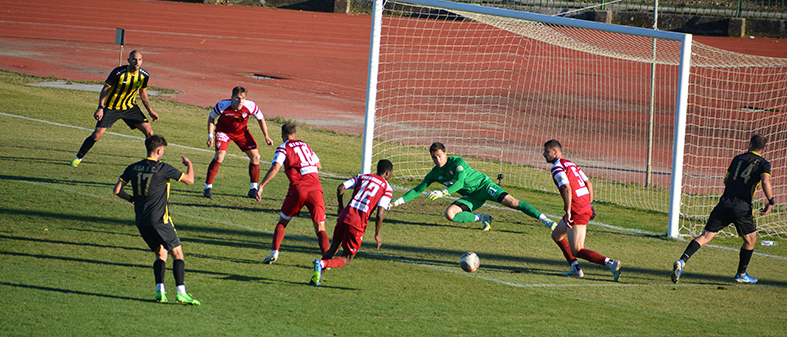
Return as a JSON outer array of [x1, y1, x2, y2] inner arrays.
[[465, 0, 787, 19]]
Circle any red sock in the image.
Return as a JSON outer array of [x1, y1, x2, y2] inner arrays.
[[206, 159, 221, 185], [556, 239, 576, 264], [575, 249, 607, 266], [249, 163, 260, 184], [323, 257, 345, 269], [317, 230, 330, 255], [272, 223, 286, 251]]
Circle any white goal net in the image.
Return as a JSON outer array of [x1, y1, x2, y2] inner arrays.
[[365, 0, 787, 238]]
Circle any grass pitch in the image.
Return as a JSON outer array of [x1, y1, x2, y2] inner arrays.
[[1, 70, 786, 336]]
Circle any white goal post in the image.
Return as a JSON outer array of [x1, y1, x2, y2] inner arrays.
[[362, 0, 787, 239]]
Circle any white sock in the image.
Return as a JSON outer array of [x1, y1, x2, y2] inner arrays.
[[604, 258, 611, 265], [177, 285, 187, 294], [538, 214, 549, 221], [474, 214, 482, 221], [250, 182, 259, 190], [156, 283, 165, 292], [205, 183, 213, 190]]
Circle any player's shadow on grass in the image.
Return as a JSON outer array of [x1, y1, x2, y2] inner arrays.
[[0, 234, 149, 253], [170, 202, 281, 215], [0, 281, 153, 304], [0, 174, 118, 189], [0, 250, 311, 287], [0, 208, 134, 227]]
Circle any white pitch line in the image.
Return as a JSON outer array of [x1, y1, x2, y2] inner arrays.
[[3, 111, 786, 264]]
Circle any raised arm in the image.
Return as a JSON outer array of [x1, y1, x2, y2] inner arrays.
[[180, 156, 194, 185]]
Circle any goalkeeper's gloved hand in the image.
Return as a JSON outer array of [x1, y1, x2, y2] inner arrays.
[[427, 189, 450, 201], [390, 197, 405, 208]]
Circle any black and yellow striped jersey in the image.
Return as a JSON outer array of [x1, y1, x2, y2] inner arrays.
[[104, 65, 150, 110]]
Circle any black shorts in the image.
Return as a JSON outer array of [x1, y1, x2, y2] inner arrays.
[[96, 105, 149, 129], [704, 197, 756, 236], [137, 221, 181, 251]]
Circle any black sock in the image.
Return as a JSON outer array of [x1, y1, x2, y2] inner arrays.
[[681, 240, 702, 262], [173, 259, 185, 287], [76, 136, 96, 159], [738, 249, 754, 275], [153, 259, 165, 285]]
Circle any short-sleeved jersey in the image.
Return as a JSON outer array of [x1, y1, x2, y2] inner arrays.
[[550, 158, 592, 215], [119, 158, 184, 227], [722, 151, 771, 205], [210, 99, 264, 135], [403, 156, 488, 201], [104, 65, 150, 111], [338, 173, 393, 231], [273, 139, 321, 191]]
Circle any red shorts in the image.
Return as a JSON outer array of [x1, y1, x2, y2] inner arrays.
[[564, 209, 592, 226], [215, 130, 257, 152], [280, 187, 326, 223], [331, 221, 364, 255]]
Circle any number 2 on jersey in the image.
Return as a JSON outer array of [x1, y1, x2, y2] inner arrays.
[[351, 180, 381, 212]]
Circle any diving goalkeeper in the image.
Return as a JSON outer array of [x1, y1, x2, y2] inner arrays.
[[390, 142, 555, 231]]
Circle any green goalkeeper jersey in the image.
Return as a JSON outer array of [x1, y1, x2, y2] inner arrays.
[[401, 156, 489, 202]]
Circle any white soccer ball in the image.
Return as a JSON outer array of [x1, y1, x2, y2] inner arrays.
[[460, 252, 480, 272]]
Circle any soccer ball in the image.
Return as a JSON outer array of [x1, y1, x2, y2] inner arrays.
[[460, 252, 480, 272]]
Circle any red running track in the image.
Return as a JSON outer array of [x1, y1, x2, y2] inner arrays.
[[1, 0, 785, 134]]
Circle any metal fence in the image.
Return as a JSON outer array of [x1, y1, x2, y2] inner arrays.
[[466, 0, 787, 19]]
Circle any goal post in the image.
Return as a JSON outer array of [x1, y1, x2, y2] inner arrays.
[[362, 0, 787, 239]]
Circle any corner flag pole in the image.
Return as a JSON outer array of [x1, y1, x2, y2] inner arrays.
[[115, 28, 125, 66]]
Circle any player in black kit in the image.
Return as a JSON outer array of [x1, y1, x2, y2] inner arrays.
[[113, 135, 200, 305], [671, 134, 775, 284]]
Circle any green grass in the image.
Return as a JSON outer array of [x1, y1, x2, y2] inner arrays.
[[1, 70, 787, 336]]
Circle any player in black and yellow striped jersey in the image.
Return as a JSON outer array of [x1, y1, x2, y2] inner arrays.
[[71, 50, 159, 167]]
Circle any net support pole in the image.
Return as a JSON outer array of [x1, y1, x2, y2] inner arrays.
[[361, 0, 384, 175], [667, 34, 693, 238]]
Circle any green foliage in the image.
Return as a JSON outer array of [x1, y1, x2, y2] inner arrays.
[[1, 70, 786, 336]]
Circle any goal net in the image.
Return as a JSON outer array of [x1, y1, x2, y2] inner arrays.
[[364, 0, 787, 238]]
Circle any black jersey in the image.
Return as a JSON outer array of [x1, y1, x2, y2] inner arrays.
[[119, 158, 183, 227], [721, 151, 771, 205], [105, 65, 150, 111]]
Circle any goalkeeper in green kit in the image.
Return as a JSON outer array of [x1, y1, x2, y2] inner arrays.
[[390, 142, 556, 231]]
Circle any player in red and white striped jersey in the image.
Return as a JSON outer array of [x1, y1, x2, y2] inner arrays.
[[256, 123, 329, 264], [309, 159, 394, 286], [203, 86, 274, 199], [543, 139, 621, 281]]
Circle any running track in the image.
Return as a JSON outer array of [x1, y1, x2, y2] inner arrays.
[[1, 0, 786, 134]]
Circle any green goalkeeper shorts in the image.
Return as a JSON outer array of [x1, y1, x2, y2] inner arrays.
[[453, 177, 507, 212]]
